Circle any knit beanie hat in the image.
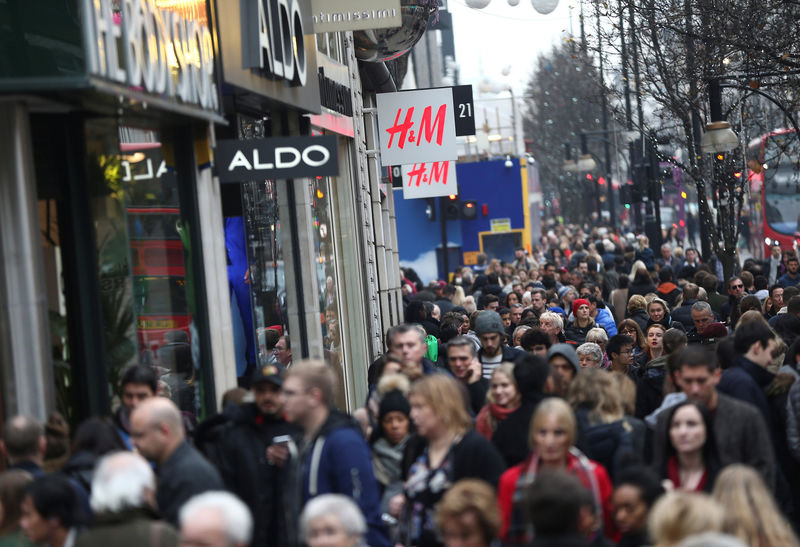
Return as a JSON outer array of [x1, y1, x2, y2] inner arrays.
[[547, 343, 580, 375], [474, 310, 506, 336], [378, 389, 411, 423], [572, 298, 590, 317]]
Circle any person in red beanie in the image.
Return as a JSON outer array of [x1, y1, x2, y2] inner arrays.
[[564, 299, 604, 346]]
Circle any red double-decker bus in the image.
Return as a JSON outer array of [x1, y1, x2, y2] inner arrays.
[[126, 206, 191, 352], [747, 129, 800, 256]]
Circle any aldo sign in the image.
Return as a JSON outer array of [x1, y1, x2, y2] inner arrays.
[[216, 137, 339, 182], [242, 0, 308, 86], [214, 0, 321, 113]]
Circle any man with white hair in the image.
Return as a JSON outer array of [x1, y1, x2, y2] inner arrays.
[[179, 491, 252, 547], [76, 452, 178, 547]]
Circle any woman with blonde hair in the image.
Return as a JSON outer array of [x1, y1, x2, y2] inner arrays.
[[496, 397, 614, 543], [712, 464, 799, 547], [648, 491, 725, 547], [629, 262, 656, 298], [568, 369, 644, 479], [475, 363, 521, 440], [451, 285, 466, 307], [398, 375, 505, 547], [626, 295, 651, 333]]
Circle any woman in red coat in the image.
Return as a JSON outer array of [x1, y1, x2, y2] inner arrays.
[[496, 397, 616, 544]]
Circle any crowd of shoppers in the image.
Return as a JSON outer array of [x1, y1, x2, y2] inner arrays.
[[2, 227, 800, 547]]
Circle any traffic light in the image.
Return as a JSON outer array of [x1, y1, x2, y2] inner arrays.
[[444, 194, 460, 220], [619, 184, 632, 208], [461, 200, 478, 220]]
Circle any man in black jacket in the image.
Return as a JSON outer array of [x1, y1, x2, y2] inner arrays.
[[217, 363, 298, 547], [130, 397, 223, 526]]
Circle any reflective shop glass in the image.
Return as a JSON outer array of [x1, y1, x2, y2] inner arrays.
[[84, 121, 206, 418]]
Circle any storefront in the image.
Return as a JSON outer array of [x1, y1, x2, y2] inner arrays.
[[0, 0, 230, 424], [211, 0, 376, 409]]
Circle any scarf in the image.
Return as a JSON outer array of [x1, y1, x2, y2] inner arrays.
[[506, 447, 602, 545], [475, 403, 519, 439], [372, 436, 407, 487]]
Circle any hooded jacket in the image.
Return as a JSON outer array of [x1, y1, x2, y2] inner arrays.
[[286, 410, 389, 547], [656, 282, 682, 309]]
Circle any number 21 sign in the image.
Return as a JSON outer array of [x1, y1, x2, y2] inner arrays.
[[376, 87, 458, 167]]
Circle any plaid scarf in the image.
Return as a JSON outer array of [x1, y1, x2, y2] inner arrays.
[[505, 447, 602, 544]]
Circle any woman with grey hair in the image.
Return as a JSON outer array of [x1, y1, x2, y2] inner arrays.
[[299, 494, 366, 547], [585, 328, 611, 368], [576, 342, 604, 369]]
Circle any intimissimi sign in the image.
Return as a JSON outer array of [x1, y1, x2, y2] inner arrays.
[[82, 0, 219, 112]]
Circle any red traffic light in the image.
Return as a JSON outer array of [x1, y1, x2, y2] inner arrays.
[[586, 173, 593, 180], [597, 176, 606, 185]]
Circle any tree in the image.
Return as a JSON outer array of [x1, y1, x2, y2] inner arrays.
[[591, 0, 800, 280], [522, 43, 607, 225]]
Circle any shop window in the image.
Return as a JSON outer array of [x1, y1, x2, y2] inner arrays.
[[224, 117, 290, 382], [82, 120, 207, 419]]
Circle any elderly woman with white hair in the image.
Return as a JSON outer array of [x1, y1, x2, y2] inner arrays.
[[76, 451, 179, 547], [585, 328, 611, 368], [299, 494, 366, 547], [179, 491, 253, 547], [576, 342, 605, 369]]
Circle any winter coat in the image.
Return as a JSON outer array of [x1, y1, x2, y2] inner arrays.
[[670, 300, 696, 331], [628, 310, 650, 334], [75, 508, 178, 547], [787, 380, 800, 462], [594, 308, 618, 337], [217, 403, 299, 547], [635, 354, 669, 419], [285, 411, 389, 547], [656, 282, 682, 309], [574, 409, 645, 480], [635, 247, 655, 271], [565, 320, 600, 346], [628, 279, 656, 299], [156, 442, 223, 526]]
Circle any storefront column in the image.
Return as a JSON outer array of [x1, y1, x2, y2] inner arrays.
[[196, 133, 237, 407], [278, 176, 325, 359], [0, 102, 54, 419]]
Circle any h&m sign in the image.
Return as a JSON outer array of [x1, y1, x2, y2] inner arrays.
[[216, 137, 339, 182], [82, 0, 219, 112]]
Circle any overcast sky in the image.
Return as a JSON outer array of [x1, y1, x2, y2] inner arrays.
[[448, 0, 576, 94], [445, 0, 577, 150]]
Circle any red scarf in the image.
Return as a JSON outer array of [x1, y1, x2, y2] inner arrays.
[[475, 403, 518, 439]]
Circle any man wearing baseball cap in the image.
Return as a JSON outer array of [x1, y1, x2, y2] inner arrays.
[[475, 310, 525, 380], [217, 363, 299, 547]]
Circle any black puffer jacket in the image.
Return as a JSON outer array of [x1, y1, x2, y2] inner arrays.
[[217, 403, 299, 547]]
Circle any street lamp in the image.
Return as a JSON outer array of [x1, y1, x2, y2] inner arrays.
[[700, 121, 739, 154]]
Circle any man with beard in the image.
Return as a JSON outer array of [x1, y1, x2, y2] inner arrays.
[[217, 363, 298, 547]]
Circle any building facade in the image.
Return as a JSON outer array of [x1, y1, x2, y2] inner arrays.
[[0, 0, 406, 427]]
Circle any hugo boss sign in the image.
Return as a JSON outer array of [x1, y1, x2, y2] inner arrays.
[[216, 137, 339, 182]]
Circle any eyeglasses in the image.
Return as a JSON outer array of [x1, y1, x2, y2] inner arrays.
[[731, 284, 743, 289]]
